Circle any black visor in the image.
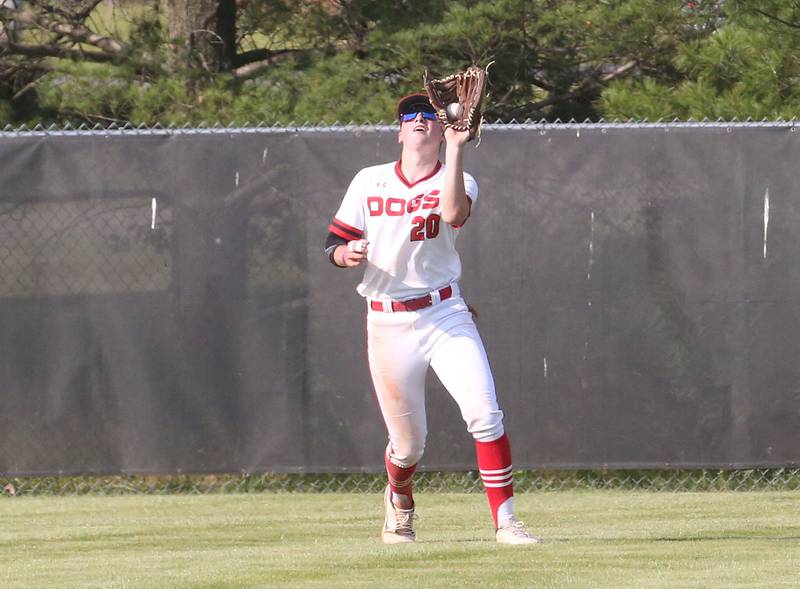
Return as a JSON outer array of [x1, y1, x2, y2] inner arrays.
[[396, 94, 435, 119]]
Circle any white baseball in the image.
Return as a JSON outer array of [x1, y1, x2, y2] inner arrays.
[[446, 102, 463, 121], [348, 239, 368, 253]]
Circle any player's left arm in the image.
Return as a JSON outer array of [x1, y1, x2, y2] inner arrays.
[[440, 127, 473, 226]]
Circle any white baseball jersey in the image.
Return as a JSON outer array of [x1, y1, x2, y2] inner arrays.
[[329, 160, 479, 301]]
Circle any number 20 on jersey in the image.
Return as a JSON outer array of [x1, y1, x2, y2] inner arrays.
[[367, 190, 441, 242]]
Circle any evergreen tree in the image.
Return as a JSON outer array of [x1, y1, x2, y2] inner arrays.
[[6, 0, 798, 125]]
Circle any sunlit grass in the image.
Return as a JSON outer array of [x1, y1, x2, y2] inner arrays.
[[2, 491, 799, 588], [87, 0, 158, 42]]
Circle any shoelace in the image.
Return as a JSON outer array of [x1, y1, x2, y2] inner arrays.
[[503, 519, 532, 538], [394, 508, 416, 535]]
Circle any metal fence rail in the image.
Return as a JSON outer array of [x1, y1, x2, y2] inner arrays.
[[2, 119, 800, 137], [3, 469, 800, 497]]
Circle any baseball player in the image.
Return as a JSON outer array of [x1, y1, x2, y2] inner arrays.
[[324, 93, 539, 545]]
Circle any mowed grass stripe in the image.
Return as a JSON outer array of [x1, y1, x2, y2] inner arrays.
[[1, 491, 799, 588]]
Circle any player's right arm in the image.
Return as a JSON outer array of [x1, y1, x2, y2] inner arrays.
[[325, 169, 369, 268], [325, 233, 368, 267]]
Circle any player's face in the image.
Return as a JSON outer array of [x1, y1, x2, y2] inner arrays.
[[398, 112, 444, 148]]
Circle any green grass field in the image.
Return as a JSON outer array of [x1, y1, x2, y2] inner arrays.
[[2, 491, 799, 588]]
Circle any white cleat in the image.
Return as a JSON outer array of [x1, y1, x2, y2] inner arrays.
[[381, 485, 416, 544], [495, 517, 541, 545]]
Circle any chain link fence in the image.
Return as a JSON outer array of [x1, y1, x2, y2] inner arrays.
[[2, 119, 800, 134], [3, 469, 800, 497], [2, 123, 799, 497], [0, 199, 173, 297]]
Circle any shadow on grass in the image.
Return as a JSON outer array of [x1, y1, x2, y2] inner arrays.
[[653, 535, 800, 542], [502, 534, 800, 544], [402, 538, 495, 545], [538, 535, 800, 543]]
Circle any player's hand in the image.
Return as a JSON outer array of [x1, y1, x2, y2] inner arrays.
[[340, 240, 368, 267], [444, 126, 471, 148]]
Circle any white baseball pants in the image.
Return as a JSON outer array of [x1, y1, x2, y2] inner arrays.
[[367, 287, 505, 468]]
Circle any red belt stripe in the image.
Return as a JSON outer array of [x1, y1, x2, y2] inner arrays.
[[370, 285, 453, 312]]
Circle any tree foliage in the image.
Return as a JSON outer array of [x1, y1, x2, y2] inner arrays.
[[602, 0, 800, 120], [1, 0, 799, 126]]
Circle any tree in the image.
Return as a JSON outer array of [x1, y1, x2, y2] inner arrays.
[[163, 0, 234, 72], [0, 0, 736, 126], [600, 0, 800, 120], [366, 0, 718, 121]]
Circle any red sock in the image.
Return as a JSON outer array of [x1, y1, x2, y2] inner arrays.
[[385, 452, 417, 505], [475, 433, 514, 528]]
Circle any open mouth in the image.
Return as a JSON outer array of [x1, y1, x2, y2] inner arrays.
[[413, 125, 426, 132]]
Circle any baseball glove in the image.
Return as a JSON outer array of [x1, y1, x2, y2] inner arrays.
[[424, 65, 489, 141]]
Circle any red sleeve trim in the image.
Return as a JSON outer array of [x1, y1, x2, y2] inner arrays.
[[329, 218, 363, 241], [328, 224, 356, 240], [332, 217, 364, 237]]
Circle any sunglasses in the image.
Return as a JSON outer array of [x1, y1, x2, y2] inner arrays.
[[400, 111, 438, 122]]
